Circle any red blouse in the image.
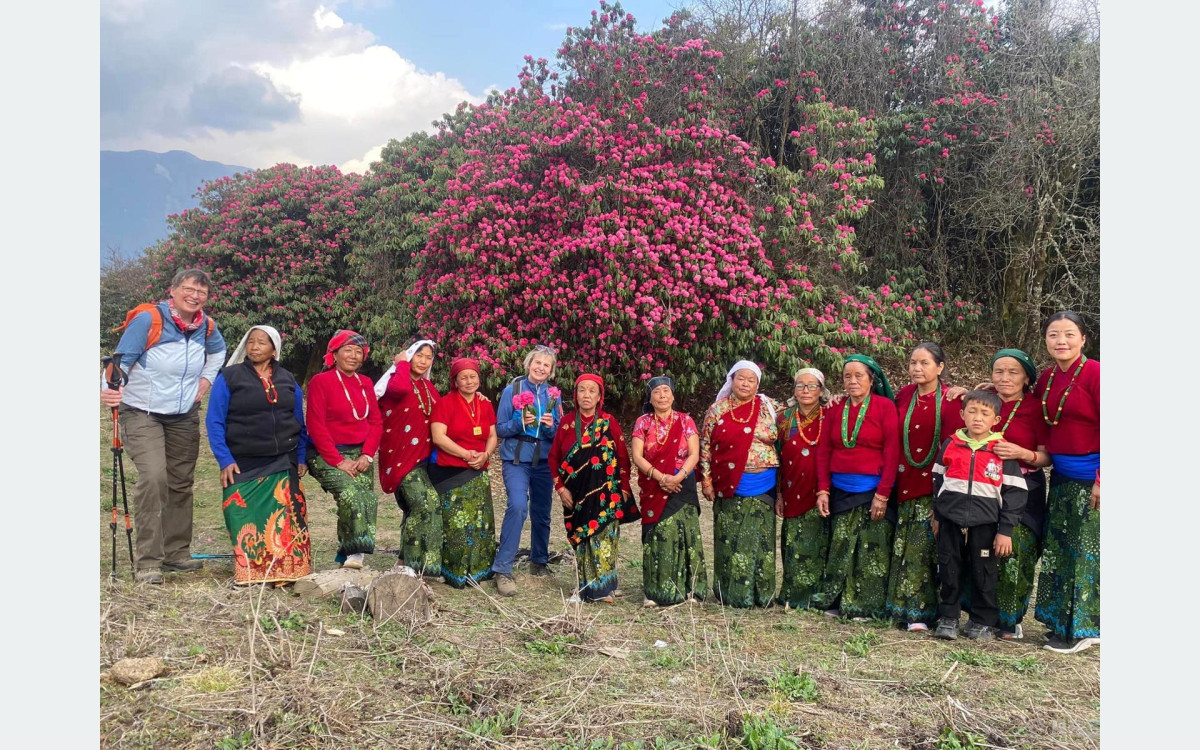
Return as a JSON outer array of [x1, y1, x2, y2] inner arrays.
[[894, 384, 965, 503], [378, 362, 442, 493], [1033, 356, 1100, 455], [997, 395, 1049, 471], [430, 392, 497, 469], [549, 411, 633, 495], [305, 369, 383, 466], [816, 395, 899, 496], [777, 406, 826, 517]]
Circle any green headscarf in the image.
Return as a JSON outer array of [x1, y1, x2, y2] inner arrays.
[[843, 354, 894, 400], [990, 348, 1038, 389]]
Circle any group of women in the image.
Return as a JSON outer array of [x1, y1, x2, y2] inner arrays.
[[203, 310, 1099, 654]]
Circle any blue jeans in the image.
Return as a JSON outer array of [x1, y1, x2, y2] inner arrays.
[[494, 461, 553, 576]]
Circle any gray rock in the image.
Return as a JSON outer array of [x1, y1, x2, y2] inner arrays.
[[109, 657, 167, 686], [292, 567, 378, 600]]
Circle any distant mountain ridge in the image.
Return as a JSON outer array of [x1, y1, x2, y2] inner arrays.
[[101, 150, 250, 264]]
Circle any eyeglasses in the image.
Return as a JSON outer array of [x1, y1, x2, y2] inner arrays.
[[177, 285, 209, 300], [793, 383, 822, 392]]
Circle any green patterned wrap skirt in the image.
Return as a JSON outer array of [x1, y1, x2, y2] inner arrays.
[[778, 507, 829, 610], [307, 447, 377, 561], [438, 470, 497, 588], [575, 520, 620, 601], [641, 504, 708, 605], [712, 494, 777, 608], [885, 495, 939, 623], [1035, 477, 1100, 640], [396, 465, 443, 575], [814, 503, 894, 619]]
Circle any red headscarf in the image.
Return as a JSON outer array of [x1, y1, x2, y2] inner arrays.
[[574, 373, 605, 411], [449, 357, 480, 387], [323, 329, 369, 368]]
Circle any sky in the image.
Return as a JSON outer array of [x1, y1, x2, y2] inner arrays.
[[101, 0, 683, 174]]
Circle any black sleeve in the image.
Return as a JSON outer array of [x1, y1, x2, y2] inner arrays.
[[997, 458, 1029, 536]]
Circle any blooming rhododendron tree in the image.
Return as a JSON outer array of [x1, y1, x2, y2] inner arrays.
[[148, 164, 363, 380]]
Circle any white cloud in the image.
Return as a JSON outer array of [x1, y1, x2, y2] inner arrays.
[[545, 22, 569, 31], [101, 0, 483, 170]]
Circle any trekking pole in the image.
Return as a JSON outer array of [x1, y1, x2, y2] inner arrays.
[[103, 355, 136, 579]]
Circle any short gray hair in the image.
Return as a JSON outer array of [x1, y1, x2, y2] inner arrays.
[[523, 345, 557, 379], [170, 268, 212, 289]]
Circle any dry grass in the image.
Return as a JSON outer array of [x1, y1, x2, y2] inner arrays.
[[99, 363, 1099, 749]]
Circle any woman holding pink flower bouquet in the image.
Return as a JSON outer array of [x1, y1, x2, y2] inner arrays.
[[493, 345, 563, 597]]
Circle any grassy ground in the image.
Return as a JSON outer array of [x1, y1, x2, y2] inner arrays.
[[99, 386, 1099, 750]]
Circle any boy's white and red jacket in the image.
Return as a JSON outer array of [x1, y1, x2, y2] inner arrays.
[[931, 430, 1029, 536]]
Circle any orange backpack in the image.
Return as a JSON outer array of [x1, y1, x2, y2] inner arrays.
[[112, 303, 215, 350]]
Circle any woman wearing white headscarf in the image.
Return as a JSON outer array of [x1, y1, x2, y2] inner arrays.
[[699, 360, 781, 608], [206, 325, 312, 585], [376, 338, 444, 578], [775, 367, 832, 610]]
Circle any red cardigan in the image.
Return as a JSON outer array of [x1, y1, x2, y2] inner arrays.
[[894, 384, 965, 503], [377, 362, 441, 493], [998, 395, 1049, 471], [430, 392, 497, 469], [777, 406, 825, 517], [1033, 356, 1100, 455], [817, 395, 899, 496], [305, 369, 383, 466], [549, 411, 633, 496]]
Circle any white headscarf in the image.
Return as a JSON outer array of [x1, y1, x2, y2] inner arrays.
[[713, 359, 776, 421], [788, 367, 831, 407], [227, 325, 282, 366], [374, 339, 437, 398]]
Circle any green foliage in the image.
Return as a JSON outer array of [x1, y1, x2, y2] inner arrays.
[[843, 630, 882, 658], [740, 714, 804, 750], [937, 725, 986, 750], [259, 611, 307, 632], [468, 706, 521, 741], [213, 730, 255, 750], [525, 634, 579, 656], [768, 670, 819, 702]]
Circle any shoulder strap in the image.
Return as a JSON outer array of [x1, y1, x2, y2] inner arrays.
[[112, 304, 164, 349]]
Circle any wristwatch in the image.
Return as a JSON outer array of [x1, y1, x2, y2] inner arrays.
[[364, 455, 374, 464]]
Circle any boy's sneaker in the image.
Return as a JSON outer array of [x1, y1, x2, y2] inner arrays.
[[495, 574, 517, 597], [964, 621, 996, 641], [1044, 636, 1099, 654], [1000, 624, 1024, 641], [933, 617, 960, 640]]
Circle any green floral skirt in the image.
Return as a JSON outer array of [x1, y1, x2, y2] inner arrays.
[[778, 507, 828, 610], [963, 522, 1040, 632], [885, 496, 938, 623], [712, 495, 777, 608], [575, 520, 620, 601], [814, 504, 893, 619], [641, 505, 708, 605], [439, 471, 497, 588], [308, 448, 377, 560], [1035, 478, 1099, 640], [397, 465, 443, 575]]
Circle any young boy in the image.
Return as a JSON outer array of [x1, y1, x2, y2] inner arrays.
[[930, 390, 1028, 641]]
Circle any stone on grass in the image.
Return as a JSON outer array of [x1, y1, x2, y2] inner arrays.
[[109, 657, 167, 686]]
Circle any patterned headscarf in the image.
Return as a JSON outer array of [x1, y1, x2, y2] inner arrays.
[[843, 354, 893, 400], [788, 366, 830, 406], [574, 373, 606, 412], [323, 329, 369, 369], [642, 375, 674, 414]]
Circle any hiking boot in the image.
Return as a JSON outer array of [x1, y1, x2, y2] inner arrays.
[[964, 621, 996, 641], [342, 553, 364, 570], [529, 562, 551, 577], [933, 617, 960, 640], [135, 568, 163, 585], [162, 558, 203, 572], [495, 573, 517, 597], [1044, 636, 1099, 654]]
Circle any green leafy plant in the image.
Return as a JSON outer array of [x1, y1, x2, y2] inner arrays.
[[843, 630, 881, 657], [768, 670, 819, 702], [937, 726, 986, 750], [741, 714, 803, 749]]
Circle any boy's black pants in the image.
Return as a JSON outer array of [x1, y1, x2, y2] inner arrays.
[[935, 513, 999, 627]]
